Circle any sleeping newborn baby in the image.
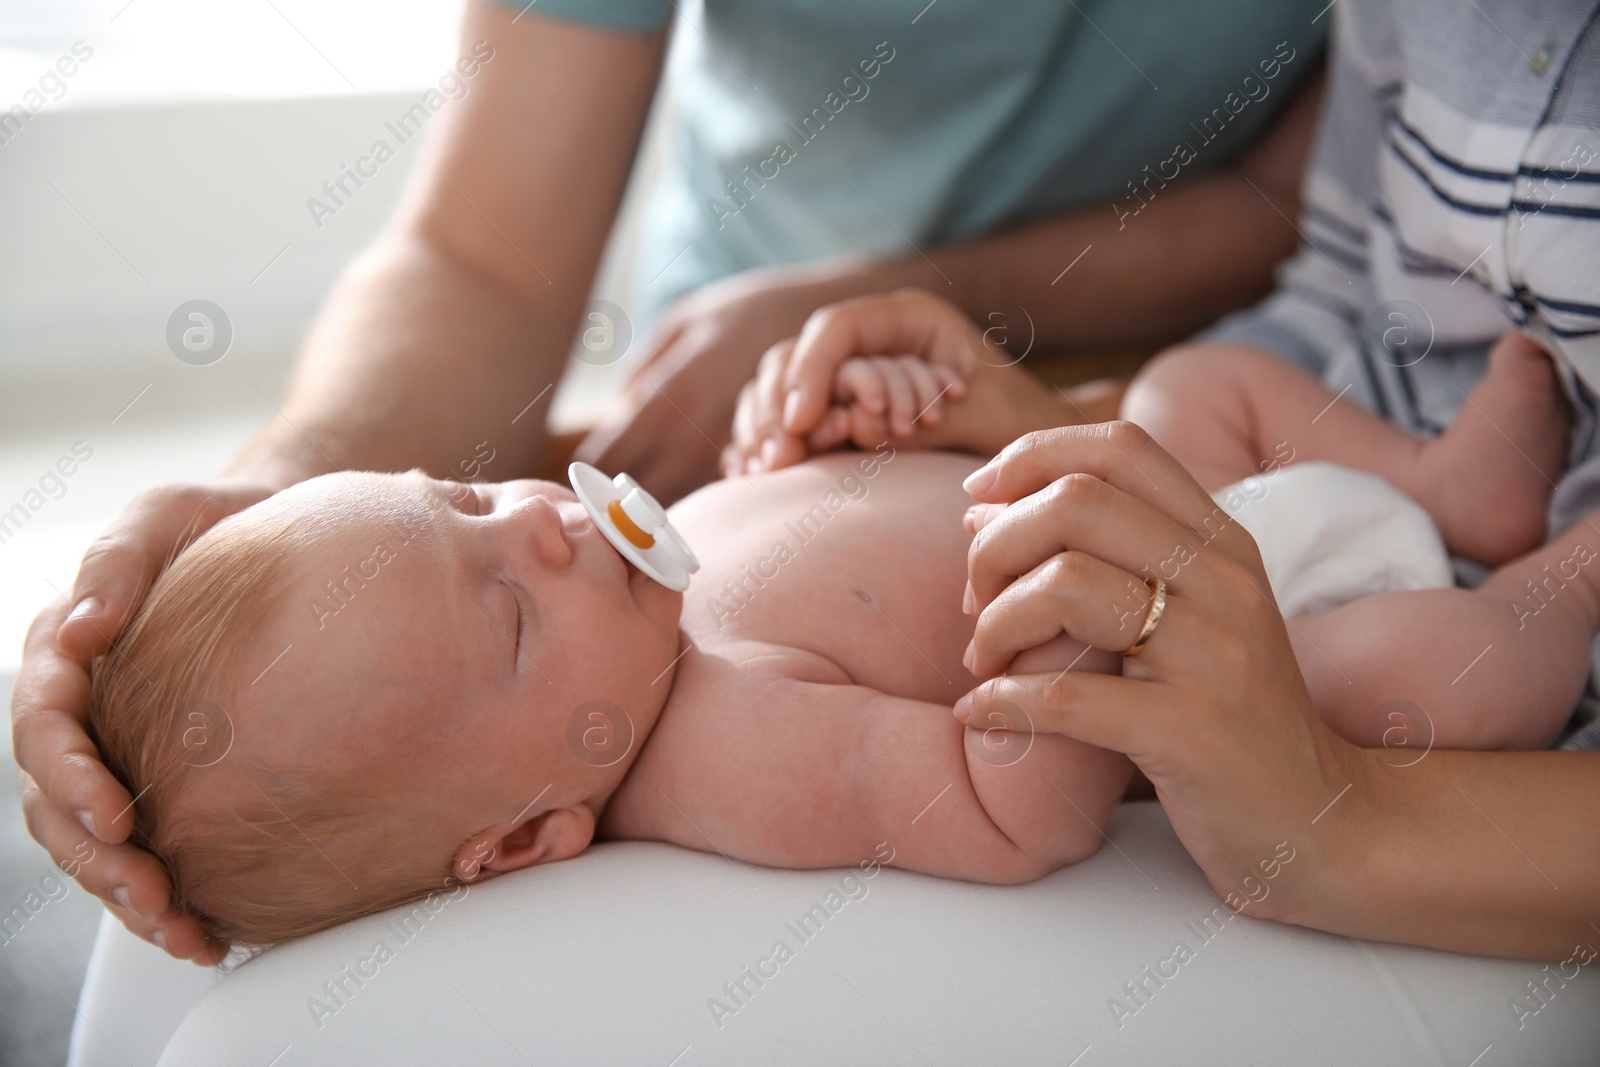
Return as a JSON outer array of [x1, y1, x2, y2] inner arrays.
[[89, 447, 1131, 946]]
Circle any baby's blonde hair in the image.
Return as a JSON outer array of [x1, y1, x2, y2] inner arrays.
[[89, 508, 459, 948]]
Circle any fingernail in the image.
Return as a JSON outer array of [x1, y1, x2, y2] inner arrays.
[[112, 885, 131, 910], [962, 639, 976, 672], [782, 390, 803, 429], [963, 464, 997, 496], [760, 437, 778, 466], [76, 809, 99, 840], [151, 931, 167, 951], [962, 581, 975, 615], [66, 596, 102, 623], [952, 694, 973, 723]]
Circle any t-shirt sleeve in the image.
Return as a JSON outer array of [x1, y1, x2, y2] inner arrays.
[[482, 0, 671, 32]]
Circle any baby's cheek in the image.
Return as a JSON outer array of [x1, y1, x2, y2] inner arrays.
[[1008, 632, 1122, 677]]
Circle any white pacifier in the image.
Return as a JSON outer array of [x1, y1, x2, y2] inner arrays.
[[568, 462, 701, 592]]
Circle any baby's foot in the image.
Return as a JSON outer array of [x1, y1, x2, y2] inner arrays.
[[1419, 331, 1569, 565]]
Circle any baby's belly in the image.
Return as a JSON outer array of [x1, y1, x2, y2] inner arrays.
[[668, 448, 984, 705]]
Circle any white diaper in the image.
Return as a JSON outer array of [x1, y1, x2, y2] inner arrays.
[[1211, 462, 1454, 618]]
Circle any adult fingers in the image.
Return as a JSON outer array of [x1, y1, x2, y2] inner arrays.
[[13, 599, 136, 845], [18, 773, 214, 962], [729, 343, 799, 473], [58, 482, 274, 661], [727, 380, 763, 474], [621, 314, 686, 384], [967, 550, 1163, 676], [953, 669, 1176, 759], [804, 407, 853, 455], [752, 338, 795, 437], [963, 422, 1239, 555], [103, 895, 227, 965], [782, 289, 981, 435], [578, 369, 731, 502], [965, 468, 1223, 612], [757, 432, 811, 474]]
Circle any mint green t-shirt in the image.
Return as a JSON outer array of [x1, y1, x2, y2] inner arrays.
[[494, 0, 1326, 320]]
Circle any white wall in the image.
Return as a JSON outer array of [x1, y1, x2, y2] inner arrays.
[[0, 1, 674, 671]]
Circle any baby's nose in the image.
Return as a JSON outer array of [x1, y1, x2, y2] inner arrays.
[[503, 494, 574, 569]]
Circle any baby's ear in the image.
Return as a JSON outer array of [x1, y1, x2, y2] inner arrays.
[[452, 805, 597, 881]]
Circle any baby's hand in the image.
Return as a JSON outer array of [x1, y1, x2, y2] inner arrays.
[[805, 353, 971, 454], [728, 289, 982, 474]]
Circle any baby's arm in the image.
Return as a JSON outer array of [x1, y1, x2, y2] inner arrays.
[[636, 665, 1132, 883], [1291, 514, 1600, 750], [844, 681, 1133, 882]]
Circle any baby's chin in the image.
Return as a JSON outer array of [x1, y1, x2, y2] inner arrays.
[[627, 560, 685, 629]]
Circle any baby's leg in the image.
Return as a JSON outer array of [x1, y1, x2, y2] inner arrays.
[[1123, 341, 1450, 493], [1126, 335, 1569, 565], [1290, 516, 1600, 750], [1120, 342, 1296, 492]]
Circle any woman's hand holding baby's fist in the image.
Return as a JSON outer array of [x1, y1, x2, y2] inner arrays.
[[12, 477, 278, 965], [956, 423, 1372, 929]]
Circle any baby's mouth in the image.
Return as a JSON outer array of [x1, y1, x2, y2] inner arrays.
[[559, 500, 632, 583]]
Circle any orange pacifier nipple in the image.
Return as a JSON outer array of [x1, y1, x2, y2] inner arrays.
[[568, 462, 700, 591]]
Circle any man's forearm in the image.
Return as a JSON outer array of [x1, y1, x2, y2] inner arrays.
[[226, 2, 667, 491], [824, 172, 1289, 350], [801, 69, 1324, 351], [1311, 748, 1600, 960], [228, 230, 566, 489]]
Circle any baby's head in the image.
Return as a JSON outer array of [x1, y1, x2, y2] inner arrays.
[[88, 471, 682, 947]]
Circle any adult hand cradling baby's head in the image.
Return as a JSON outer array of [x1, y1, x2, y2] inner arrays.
[[86, 472, 683, 947]]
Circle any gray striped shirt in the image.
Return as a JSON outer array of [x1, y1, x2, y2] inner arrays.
[[1202, 0, 1600, 749]]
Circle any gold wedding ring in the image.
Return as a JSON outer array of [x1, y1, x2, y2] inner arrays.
[[1123, 577, 1167, 657]]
